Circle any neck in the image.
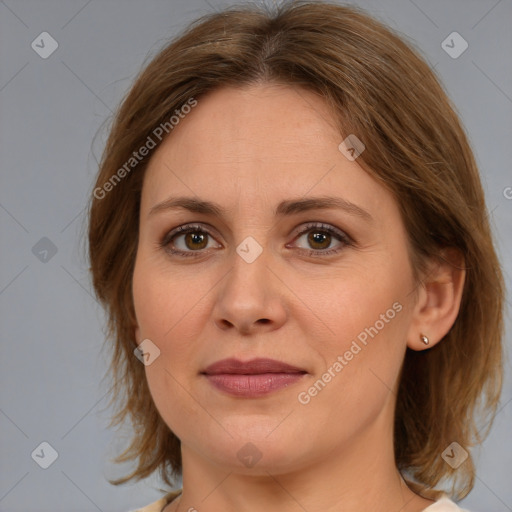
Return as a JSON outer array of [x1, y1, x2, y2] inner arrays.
[[169, 406, 435, 512]]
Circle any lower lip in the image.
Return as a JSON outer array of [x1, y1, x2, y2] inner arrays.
[[204, 373, 305, 397]]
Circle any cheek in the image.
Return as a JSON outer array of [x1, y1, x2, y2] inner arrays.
[[308, 266, 408, 349], [132, 253, 204, 343], [132, 261, 206, 437], [301, 255, 413, 399], [132, 254, 210, 382]]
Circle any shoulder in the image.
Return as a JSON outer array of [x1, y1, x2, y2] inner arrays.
[[128, 490, 182, 512], [423, 496, 471, 511], [129, 491, 470, 512]]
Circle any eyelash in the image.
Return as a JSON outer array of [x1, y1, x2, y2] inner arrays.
[[159, 222, 353, 259]]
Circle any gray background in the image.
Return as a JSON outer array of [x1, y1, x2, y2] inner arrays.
[[1, 0, 511, 511]]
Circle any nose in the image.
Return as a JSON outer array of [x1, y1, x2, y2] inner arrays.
[[212, 246, 288, 336]]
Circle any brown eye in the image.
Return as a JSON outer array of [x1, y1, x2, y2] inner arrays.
[[161, 222, 352, 259], [290, 222, 352, 256], [306, 230, 332, 250], [161, 225, 221, 258], [182, 231, 209, 250]]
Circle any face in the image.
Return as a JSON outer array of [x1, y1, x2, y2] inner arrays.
[[132, 83, 419, 475]]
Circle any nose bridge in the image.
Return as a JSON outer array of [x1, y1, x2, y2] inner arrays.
[[226, 236, 271, 303], [213, 236, 286, 333]]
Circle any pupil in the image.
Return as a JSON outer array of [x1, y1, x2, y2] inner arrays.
[[187, 232, 207, 249], [309, 231, 329, 248]]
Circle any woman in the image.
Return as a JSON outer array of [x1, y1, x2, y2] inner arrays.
[[88, 2, 504, 511]]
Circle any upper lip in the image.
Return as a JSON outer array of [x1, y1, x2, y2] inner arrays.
[[202, 358, 307, 375]]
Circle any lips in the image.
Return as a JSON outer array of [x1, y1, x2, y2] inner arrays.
[[203, 358, 306, 375], [202, 358, 307, 397]]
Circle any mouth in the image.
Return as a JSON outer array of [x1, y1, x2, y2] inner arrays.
[[201, 358, 308, 397]]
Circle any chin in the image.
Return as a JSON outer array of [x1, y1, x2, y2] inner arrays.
[[196, 421, 311, 475]]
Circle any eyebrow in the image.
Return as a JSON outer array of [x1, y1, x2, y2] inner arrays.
[[148, 195, 373, 221]]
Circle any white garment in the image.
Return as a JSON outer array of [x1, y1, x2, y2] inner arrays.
[[130, 493, 471, 512], [423, 496, 470, 511]]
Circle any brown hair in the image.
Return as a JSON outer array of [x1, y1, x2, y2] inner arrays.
[[88, 0, 504, 501]]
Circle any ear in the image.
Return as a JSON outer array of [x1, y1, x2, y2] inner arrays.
[[406, 248, 466, 351]]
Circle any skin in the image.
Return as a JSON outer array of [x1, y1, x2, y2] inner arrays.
[[132, 83, 465, 512]]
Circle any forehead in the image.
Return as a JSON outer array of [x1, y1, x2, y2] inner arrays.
[[141, 84, 391, 219], [162, 84, 338, 156]]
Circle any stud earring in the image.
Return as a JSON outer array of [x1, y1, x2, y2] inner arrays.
[[420, 334, 429, 345]]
